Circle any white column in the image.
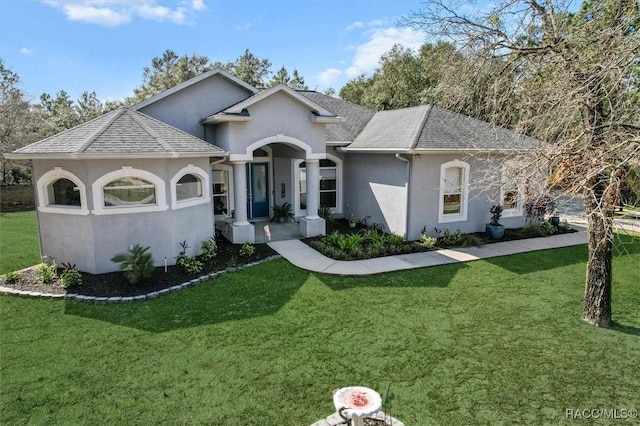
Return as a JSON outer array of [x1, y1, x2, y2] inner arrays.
[[305, 159, 320, 219], [232, 161, 249, 226]]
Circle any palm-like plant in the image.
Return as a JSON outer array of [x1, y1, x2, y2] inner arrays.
[[110, 244, 155, 286]]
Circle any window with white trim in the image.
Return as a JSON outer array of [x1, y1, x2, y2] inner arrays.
[[500, 167, 524, 217], [37, 168, 89, 215], [294, 156, 342, 216], [103, 177, 156, 207], [92, 167, 167, 215], [439, 160, 469, 223], [170, 164, 210, 210], [212, 169, 230, 216]]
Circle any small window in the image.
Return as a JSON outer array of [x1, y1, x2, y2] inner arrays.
[[103, 177, 156, 207], [212, 170, 230, 216], [439, 160, 469, 223], [176, 174, 202, 201], [299, 159, 338, 211], [48, 178, 81, 206]]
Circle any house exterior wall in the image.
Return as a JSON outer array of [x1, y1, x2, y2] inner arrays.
[[344, 153, 408, 235], [32, 157, 213, 274], [407, 154, 527, 240], [213, 92, 326, 156], [137, 74, 253, 139]]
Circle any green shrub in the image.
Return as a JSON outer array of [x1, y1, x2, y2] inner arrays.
[[337, 234, 364, 253], [110, 244, 155, 286], [521, 223, 548, 237], [3, 270, 19, 283], [239, 242, 255, 257], [177, 254, 203, 275], [441, 229, 463, 245], [559, 220, 572, 232], [539, 221, 556, 235], [321, 231, 343, 247], [36, 263, 57, 284], [460, 234, 485, 247], [200, 238, 217, 261], [419, 235, 437, 249], [318, 206, 335, 224], [387, 233, 406, 245], [61, 269, 82, 288]]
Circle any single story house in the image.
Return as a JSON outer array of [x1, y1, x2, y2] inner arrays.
[[7, 69, 539, 274]]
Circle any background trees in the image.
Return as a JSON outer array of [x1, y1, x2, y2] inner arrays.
[[402, 0, 640, 327]]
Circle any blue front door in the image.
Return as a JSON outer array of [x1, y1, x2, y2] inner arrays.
[[246, 162, 269, 218]]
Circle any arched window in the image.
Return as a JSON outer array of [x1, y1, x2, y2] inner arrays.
[[439, 160, 469, 223], [170, 164, 210, 210], [37, 168, 89, 215], [294, 155, 342, 216], [92, 167, 167, 215]]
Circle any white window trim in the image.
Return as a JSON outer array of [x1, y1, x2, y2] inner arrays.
[[438, 160, 470, 223], [212, 164, 234, 221], [170, 164, 211, 210], [292, 154, 343, 217], [36, 167, 89, 216], [500, 170, 524, 218], [92, 166, 168, 215]]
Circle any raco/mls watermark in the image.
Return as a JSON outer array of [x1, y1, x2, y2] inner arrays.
[[565, 408, 637, 420]]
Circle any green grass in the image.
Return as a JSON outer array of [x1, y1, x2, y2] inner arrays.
[[0, 211, 40, 274], [2, 235, 639, 425]]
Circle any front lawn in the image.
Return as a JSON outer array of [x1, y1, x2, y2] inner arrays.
[[2, 235, 639, 425], [0, 211, 40, 275]]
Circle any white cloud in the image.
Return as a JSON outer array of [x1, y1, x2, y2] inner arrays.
[[344, 19, 386, 32], [345, 27, 423, 77], [236, 22, 252, 31], [20, 48, 33, 55], [317, 68, 343, 85], [43, 0, 206, 27], [345, 21, 364, 32]]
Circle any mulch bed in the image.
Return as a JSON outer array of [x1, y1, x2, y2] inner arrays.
[[1, 238, 277, 298]]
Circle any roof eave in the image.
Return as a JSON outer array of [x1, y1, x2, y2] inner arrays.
[[5, 151, 228, 160], [312, 115, 343, 124], [201, 114, 251, 124]]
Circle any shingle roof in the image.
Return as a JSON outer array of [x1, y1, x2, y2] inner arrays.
[[298, 91, 375, 143], [415, 106, 540, 151], [9, 108, 225, 158], [348, 105, 430, 150]]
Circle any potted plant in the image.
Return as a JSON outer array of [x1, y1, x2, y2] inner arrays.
[[486, 204, 505, 239], [348, 214, 358, 228], [548, 199, 560, 226], [271, 202, 294, 223]]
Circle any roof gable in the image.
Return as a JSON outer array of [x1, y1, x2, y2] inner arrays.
[[202, 84, 341, 123], [131, 68, 259, 111], [8, 108, 226, 159]]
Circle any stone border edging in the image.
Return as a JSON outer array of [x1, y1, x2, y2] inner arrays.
[[0, 255, 281, 303]]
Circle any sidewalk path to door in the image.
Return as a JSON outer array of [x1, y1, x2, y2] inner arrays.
[[269, 227, 589, 276]]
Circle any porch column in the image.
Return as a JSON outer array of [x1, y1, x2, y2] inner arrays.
[[232, 161, 249, 226], [304, 159, 320, 219]]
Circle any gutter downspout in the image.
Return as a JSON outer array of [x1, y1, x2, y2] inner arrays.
[[395, 153, 411, 239]]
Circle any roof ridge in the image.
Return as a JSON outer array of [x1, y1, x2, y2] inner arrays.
[[127, 109, 176, 153], [411, 105, 432, 150], [76, 108, 127, 153]]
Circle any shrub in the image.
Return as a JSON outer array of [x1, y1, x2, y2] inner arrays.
[[419, 235, 437, 249], [271, 202, 294, 223], [521, 223, 548, 237], [460, 234, 485, 247], [559, 220, 572, 232], [538, 221, 556, 236], [61, 269, 83, 288], [110, 244, 155, 286], [337, 233, 364, 253], [386, 233, 406, 245], [200, 238, 217, 261], [441, 229, 463, 245], [322, 231, 343, 247], [239, 242, 255, 257], [318, 206, 335, 224], [489, 204, 504, 226], [36, 263, 57, 284], [3, 271, 19, 283], [177, 254, 203, 275]]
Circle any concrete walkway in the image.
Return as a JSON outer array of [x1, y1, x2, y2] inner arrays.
[[268, 228, 589, 276]]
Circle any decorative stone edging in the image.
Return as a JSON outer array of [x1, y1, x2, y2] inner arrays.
[[311, 410, 405, 426], [0, 255, 281, 303]]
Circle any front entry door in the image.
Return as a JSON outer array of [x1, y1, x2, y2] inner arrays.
[[246, 162, 269, 218]]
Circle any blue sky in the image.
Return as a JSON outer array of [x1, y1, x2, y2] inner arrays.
[[1, 0, 431, 103]]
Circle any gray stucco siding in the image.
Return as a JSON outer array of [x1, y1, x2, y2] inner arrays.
[[344, 154, 408, 235], [138, 74, 253, 139], [32, 157, 214, 274], [407, 154, 527, 240]]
